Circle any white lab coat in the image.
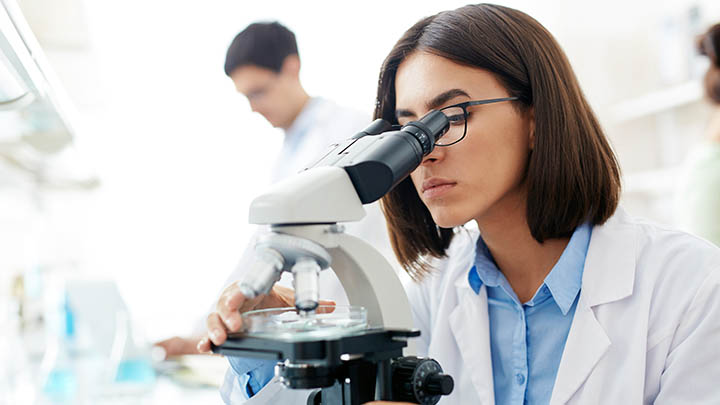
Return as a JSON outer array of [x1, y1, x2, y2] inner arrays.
[[228, 207, 720, 404], [408, 207, 720, 404]]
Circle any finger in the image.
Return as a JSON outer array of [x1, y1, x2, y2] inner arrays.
[[242, 294, 266, 312], [223, 283, 249, 311], [217, 284, 246, 331], [316, 300, 336, 314], [196, 336, 211, 353], [264, 284, 295, 308], [206, 312, 229, 346]]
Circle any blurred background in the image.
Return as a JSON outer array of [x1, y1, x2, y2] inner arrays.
[[2, 0, 720, 403]]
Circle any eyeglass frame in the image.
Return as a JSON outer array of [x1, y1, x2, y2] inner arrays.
[[434, 96, 520, 146]]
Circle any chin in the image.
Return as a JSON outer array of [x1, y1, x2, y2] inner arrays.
[[430, 209, 470, 229]]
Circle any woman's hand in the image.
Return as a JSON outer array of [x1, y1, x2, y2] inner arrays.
[[197, 283, 334, 353], [196, 283, 293, 352]]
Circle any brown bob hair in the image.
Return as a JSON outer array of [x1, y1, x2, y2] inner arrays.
[[376, 4, 621, 280]]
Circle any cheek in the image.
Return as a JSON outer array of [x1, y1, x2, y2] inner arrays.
[[471, 142, 527, 191], [472, 119, 531, 172], [445, 127, 530, 210], [250, 99, 267, 112], [409, 171, 422, 192]]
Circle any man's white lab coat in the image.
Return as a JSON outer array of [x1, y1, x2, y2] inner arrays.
[[229, 207, 720, 404]]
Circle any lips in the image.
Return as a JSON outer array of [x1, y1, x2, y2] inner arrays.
[[421, 177, 457, 198]]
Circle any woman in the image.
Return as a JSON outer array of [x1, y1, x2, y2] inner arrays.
[[201, 5, 720, 404], [676, 23, 720, 246], [369, 5, 720, 404]]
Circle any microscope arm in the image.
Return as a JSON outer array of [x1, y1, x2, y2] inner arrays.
[[277, 224, 414, 331], [249, 167, 413, 331], [245, 111, 449, 328]]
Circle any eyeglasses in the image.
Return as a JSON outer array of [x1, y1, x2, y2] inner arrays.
[[435, 97, 519, 146], [246, 83, 273, 102], [244, 75, 281, 102]]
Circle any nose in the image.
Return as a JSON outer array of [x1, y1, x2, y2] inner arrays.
[[420, 144, 446, 166]]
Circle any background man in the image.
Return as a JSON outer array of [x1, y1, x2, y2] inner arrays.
[[155, 23, 397, 380]]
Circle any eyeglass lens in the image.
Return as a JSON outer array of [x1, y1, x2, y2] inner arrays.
[[436, 106, 466, 146]]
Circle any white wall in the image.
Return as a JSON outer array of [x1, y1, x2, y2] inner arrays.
[[8, 0, 720, 340]]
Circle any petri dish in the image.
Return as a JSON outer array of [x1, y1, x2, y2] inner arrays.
[[240, 305, 368, 342]]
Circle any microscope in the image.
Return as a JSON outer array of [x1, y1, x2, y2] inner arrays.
[[212, 110, 454, 404]]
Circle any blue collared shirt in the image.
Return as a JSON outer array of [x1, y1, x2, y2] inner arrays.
[[223, 356, 276, 399], [468, 223, 591, 405]]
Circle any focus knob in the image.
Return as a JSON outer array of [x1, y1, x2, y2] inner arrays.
[[425, 373, 454, 396], [391, 356, 454, 404]]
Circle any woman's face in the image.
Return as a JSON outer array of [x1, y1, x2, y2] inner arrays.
[[395, 51, 534, 228]]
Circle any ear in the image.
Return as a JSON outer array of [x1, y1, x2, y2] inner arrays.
[[281, 54, 301, 78], [527, 107, 536, 150]]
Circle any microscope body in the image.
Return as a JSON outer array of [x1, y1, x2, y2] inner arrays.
[[244, 165, 414, 330], [213, 111, 454, 404]]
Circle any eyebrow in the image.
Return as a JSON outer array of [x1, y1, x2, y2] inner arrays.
[[395, 88, 471, 119]]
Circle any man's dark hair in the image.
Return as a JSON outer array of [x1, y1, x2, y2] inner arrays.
[[224, 21, 298, 76]]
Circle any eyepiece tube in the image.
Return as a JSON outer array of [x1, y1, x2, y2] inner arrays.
[[291, 258, 321, 312], [351, 119, 393, 139], [401, 110, 450, 156], [418, 110, 451, 146], [306, 109, 450, 204], [237, 248, 285, 299]]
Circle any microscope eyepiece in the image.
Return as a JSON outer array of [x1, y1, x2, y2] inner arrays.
[[305, 109, 450, 204], [400, 110, 450, 156]]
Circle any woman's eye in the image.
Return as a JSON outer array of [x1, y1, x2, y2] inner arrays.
[[446, 114, 465, 124]]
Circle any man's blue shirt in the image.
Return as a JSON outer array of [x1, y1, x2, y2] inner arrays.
[[468, 223, 591, 404]]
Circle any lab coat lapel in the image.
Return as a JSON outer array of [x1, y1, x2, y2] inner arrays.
[[549, 300, 611, 404], [449, 281, 495, 404], [550, 208, 636, 404]]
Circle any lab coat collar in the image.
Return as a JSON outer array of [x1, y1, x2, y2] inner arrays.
[[449, 284, 495, 405], [578, 206, 637, 308], [450, 208, 636, 404], [551, 207, 637, 404], [447, 230, 494, 403], [468, 221, 591, 315], [454, 207, 636, 306]]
